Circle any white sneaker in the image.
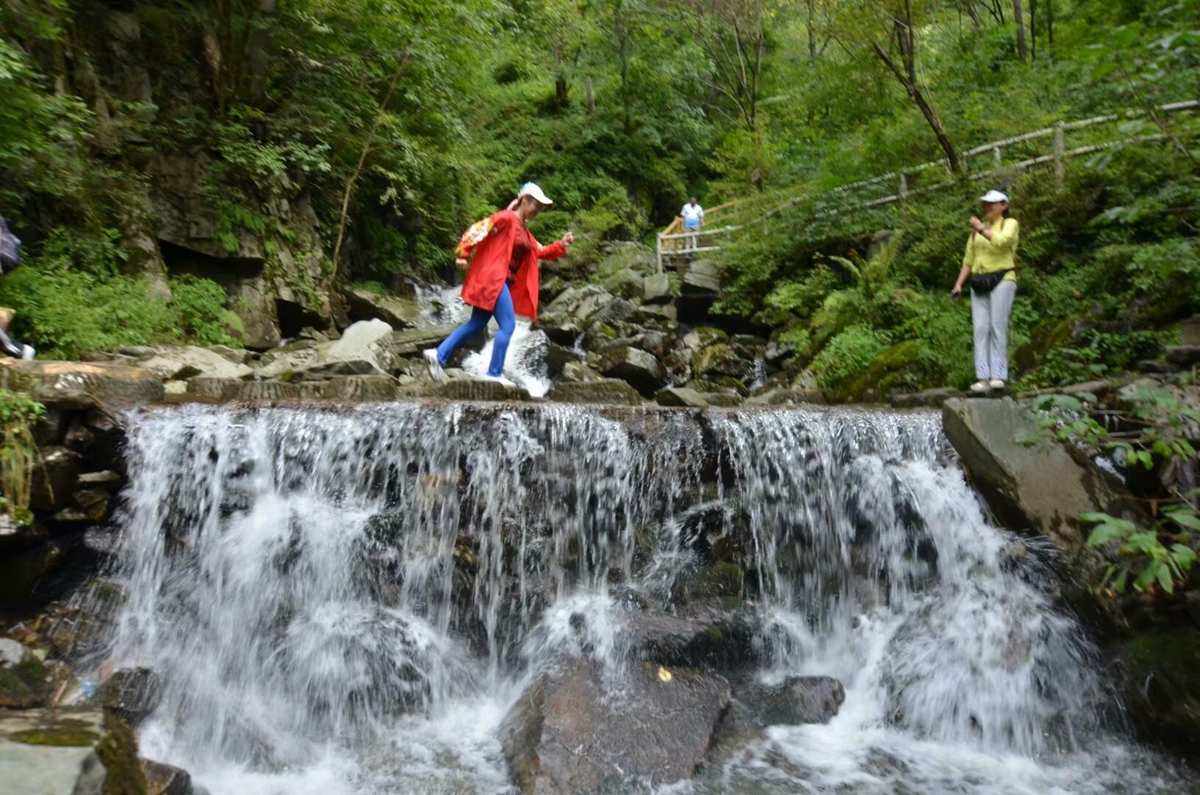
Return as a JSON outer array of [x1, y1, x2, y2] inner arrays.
[[20, 345, 34, 361], [969, 380, 989, 394], [989, 379, 1006, 390], [422, 348, 447, 383]]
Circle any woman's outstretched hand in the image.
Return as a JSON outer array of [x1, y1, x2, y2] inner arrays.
[[969, 216, 986, 234], [950, 284, 963, 299]]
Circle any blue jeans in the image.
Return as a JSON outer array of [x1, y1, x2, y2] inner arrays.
[[436, 283, 515, 377]]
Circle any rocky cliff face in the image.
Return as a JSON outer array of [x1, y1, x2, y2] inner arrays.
[[49, 6, 339, 349]]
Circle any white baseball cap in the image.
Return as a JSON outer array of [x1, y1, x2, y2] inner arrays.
[[519, 182, 554, 206], [979, 189, 1009, 203]]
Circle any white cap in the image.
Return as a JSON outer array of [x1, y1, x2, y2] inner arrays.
[[518, 182, 553, 206], [980, 189, 1009, 203]]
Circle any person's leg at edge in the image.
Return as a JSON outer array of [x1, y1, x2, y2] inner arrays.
[[988, 280, 1017, 382], [970, 287, 992, 382], [436, 306, 491, 366], [486, 283, 516, 377]]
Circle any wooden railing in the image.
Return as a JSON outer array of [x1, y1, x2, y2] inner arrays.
[[656, 98, 1199, 272]]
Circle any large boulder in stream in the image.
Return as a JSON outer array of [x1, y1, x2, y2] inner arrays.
[[500, 656, 730, 794], [942, 397, 1135, 555]]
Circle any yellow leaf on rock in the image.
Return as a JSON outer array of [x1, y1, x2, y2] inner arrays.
[[657, 666, 672, 683]]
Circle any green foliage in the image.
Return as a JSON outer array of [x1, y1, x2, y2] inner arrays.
[[810, 325, 887, 391], [0, 229, 241, 356], [169, 276, 241, 347], [0, 389, 45, 526], [1033, 382, 1200, 597]]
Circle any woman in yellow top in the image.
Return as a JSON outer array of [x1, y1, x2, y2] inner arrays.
[[951, 190, 1019, 394]]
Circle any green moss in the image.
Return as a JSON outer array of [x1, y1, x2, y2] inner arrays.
[[96, 715, 148, 795], [0, 654, 49, 708], [10, 727, 101, 747]]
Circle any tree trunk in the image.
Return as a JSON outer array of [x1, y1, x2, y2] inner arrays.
[[871, 42, 962, 175], [332, 57, 410, 283], [1046, 0, 1054, 52], [1029, 0, 1037, 60], [1011, 0, 1028, 61]]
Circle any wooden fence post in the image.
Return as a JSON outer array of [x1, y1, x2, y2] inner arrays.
[[656, 234, 664, 274], [992, 146, 1003, 169], [1054, 122, 1066, 188], [899, 173, 909, 201]]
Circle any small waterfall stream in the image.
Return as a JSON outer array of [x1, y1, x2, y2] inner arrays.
[[96, 403, 1185, 793]]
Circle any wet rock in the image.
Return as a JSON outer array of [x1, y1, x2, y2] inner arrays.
[[737, 676, 845, 726], [656, 386, 709, 408], [942, 397, 1138, 556], [743, 387, 824, 406], [624, 607, 758, 672], [136, 346, 254, 381], [598, 346, 663, 396], [0, 360, 164, 410], [142, 758, 193, 795], [890, 387, 957, 408], [429, 379, 529, 402], [100, 668, 163, 728], [0, 708, 108, 794], [0, 639, 51, 708], [548, 379, 644, 406], [0, 538, 73, 609], [76, 471, 122, 488], [345, 288, 422, 329], [1110, 627, 1200, 763], [500, 656, 730, 794], [544, 342, 582, 377], [31, 447, 83, 513], [54, 488, 110, 524]]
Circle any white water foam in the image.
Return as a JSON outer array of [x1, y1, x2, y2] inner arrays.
[[89, 404, 1189, 794]]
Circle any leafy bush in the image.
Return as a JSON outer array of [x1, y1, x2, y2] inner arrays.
[[1032, 384, 1199, 596], [169, 276, 242, 347], [0, 389, 45, 526], [810, 325, 887, 391], [0, 229, 241, 356]]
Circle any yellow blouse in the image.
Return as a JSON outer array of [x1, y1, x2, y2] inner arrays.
[[963, 217, 1019, 283]]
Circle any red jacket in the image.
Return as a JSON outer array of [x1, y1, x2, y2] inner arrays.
[[460, 210, 567, 321]]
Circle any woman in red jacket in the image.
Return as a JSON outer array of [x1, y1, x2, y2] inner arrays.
[[424, 183, 573, 384]]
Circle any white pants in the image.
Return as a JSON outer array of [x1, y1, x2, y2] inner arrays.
[[970, 280, 1016, 381]]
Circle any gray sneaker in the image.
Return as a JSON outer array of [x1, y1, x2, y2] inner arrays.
[[20, 344, 34, 361], [422, 349, 447, 383]]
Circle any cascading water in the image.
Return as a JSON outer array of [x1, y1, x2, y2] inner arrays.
[[94, 403, 1187, 794]]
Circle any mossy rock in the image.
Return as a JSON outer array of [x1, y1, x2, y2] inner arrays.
[[1013, 317, 1076, 374], [9, 725, 102, 747], [1113, 626, 1200, 762], [838, 340, 922, 403], [96, 714, 149, 795], [0, 652, 51, 709], [676, 561, 744, 604]]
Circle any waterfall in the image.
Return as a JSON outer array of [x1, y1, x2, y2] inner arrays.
[[96, 404, 1185, 794]]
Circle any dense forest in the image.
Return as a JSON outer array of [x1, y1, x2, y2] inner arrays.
[[0, 0, 1196, 390]]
